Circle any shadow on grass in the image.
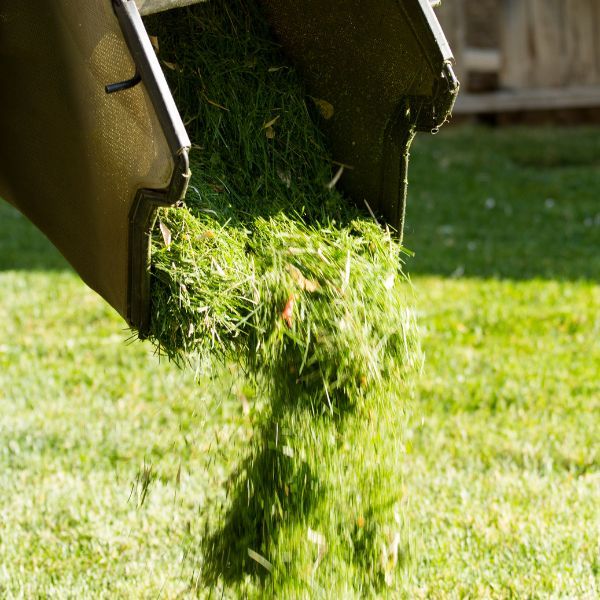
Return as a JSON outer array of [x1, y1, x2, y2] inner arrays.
[[198, 365, 333, 586], [5, 126, 598, 282], [197, 358, 361, 589], [200, 418, 321, 585], [404, 126, 600, 282], [0, 200, 69, 272]]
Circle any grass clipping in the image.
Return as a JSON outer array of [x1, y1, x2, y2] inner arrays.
[[146, 1, 420, 592]]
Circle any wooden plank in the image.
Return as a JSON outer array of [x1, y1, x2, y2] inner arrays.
[[500, 0, 600, 88], [454, 85, 600, 114], [500, 0, 532, 88], [463, 48, 501, 73], [528, 0, 567, 87], [501, 0, 566, 88], [564, 0, 600, 85]]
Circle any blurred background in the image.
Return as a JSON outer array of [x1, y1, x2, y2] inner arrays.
[[437, 0, 600, 124]]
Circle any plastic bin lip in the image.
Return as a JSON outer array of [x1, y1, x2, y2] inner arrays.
[[111, 0, 192, 333]]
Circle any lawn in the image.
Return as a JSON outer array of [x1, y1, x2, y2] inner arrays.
[[1, 126, 598, 597]]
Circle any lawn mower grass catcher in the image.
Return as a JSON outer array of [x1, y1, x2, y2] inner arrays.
[[0, 0, 457, 332], [0, 1, 458, 589]]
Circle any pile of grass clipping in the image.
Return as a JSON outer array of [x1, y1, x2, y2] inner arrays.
[[146, 1, 421, 593]]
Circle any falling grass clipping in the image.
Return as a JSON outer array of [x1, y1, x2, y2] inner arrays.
[[144, 0, 421, 592]]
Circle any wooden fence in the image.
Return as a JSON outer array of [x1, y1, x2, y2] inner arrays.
[[436, 0, 600, 113]]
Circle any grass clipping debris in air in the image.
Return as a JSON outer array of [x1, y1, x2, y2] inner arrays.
[[146, 0, 421, 592]]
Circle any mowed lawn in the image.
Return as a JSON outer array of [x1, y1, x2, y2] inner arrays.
[[1, 126, 598, 597]]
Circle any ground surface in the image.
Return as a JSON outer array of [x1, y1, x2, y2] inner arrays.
[[1, 126, 598, 597]]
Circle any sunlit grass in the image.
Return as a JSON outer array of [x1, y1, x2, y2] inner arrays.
[[1, 124, 599, 596]]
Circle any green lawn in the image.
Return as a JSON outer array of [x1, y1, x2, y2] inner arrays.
[[1, 126, 599, 597]]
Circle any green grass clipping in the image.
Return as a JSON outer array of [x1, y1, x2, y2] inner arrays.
[[145, 1, 421, 592]]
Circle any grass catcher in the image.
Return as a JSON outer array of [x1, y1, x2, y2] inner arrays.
[[0, 0, 458, 332]]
